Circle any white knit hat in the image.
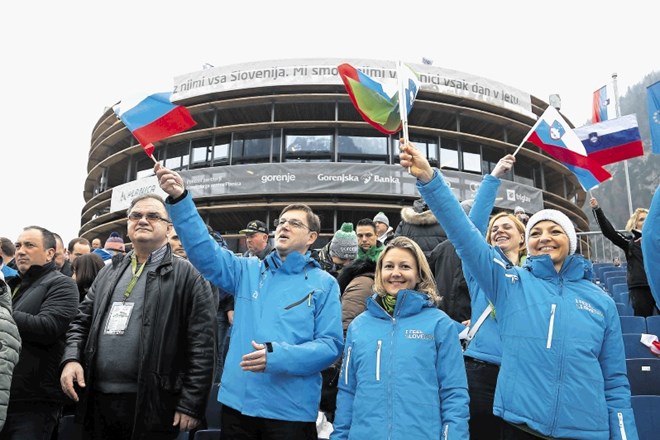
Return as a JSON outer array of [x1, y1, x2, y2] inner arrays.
[[373, 212, 389, 227], [525, 209, 577, 255]]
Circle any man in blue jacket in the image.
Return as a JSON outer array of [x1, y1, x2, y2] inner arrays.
[[155, 163, 344, 440]]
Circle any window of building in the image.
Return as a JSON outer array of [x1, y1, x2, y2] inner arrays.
[[440, 137, 459, 170], [191, 137, 214, 168], [512, 155, 537, 187], [274, 101, 335, 122], [461, 140, 482, 174], [213, 136, 231, 165], [284, 131, 333, 162], [164, 142, 190, 170], [337, 129, 388, 163], [231, 131, 272, 164], [400, 136, 439, 167]]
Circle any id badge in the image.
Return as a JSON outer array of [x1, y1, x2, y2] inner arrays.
[[104, 302, 135, 335]]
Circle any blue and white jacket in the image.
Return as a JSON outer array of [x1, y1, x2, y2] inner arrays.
[[331, 290, 469, 440], [167, 192, 343, 422], [463, 173, 505, 365], [642, 186, 660, 308], [419, 171, 638, 440]]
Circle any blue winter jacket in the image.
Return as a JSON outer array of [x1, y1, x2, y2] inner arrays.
[[331, 290, 469, 440], [463, 173, 505, 364], [419, 171, 638, 440], [642, 186, 660, 308], [167, 192, 344, 422]]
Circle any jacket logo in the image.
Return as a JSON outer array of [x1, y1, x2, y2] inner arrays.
[[405, 329, 434, 340], [575, 298, 603, 317]]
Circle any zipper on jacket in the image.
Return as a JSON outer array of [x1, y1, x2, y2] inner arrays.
[[546, 303, 556, 349], [375, 340, 382, 381], [617, 412, 628, 440], [442, 423, 449, 440], [284, 291, 314, 310], [344, 346, 352, 385]]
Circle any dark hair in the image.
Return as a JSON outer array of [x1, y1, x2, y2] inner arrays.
[[356, 218, 377, 233], [23, 226, 56, 251], [68, 237, 91, 253], [126, 194, 168, 218], [280, 203, 321, 233], [71, 253, 105, 301], [0, 237, 15, 257]]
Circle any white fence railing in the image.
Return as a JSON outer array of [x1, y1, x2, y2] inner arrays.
[[577, 231, 627, 264]]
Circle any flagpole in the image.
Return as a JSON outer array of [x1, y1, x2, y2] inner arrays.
[[397, 60, 411, 172], [612, 72, 634, 217]]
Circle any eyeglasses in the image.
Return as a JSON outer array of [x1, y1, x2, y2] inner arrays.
[[274, 218, 312, 231], [128, 212, 172, 223]]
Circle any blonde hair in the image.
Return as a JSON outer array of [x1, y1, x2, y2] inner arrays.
[[486, 212, 527, 261], [373, 236, 439, 304], [625, 208, 648, 232]]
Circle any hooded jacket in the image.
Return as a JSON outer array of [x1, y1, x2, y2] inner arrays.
[[419, 171, 638, 440], [332, 290, 469, 440], [167, 192, 343, 422], [394, 203, 447, 258], [0, 280, 21, 430]]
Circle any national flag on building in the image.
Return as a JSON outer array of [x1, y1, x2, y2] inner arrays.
[[113, 92, 196, 157], [592, 84, 611, 123], [647, 80, 660, 154], [523, 106, 611, 191], [337, 63, 402, 134], [573, 114, 644, 166]]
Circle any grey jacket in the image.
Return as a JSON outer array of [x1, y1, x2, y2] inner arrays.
[[0, 280, 21, 430]]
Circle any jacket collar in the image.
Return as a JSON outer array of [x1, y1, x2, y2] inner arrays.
[[264, 250, 319, 275], [366, 289, 433, 319], [523, 254, 592, 281]]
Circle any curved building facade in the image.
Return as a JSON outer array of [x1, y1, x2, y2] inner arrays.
[[81, 58, 588, 253]]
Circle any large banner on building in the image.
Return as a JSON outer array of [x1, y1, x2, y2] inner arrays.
[[110, 163, 543, 214], [172, 58, 534, 118]]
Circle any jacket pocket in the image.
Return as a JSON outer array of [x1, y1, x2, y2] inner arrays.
[[284, 291, 314, 310]]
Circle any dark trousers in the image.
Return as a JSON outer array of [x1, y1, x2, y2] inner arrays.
[[630, 286, 659, 318], [84, 392, 178, 440], [0, 401, 61, 440], [220, 405, 317, 440], [465, 356, 506, 440], [501, 423, 544, 439]]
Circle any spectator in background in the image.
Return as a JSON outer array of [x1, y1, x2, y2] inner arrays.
[[372, 212, 394, 244], [53, 233, 73, 277], [613, 256, 622, 267], [514, 206, 529, 225], [3, 226, 79, 440], [93, 232, 126, 265], [314, 222, 359, 279], [0, 238, 17, 280], [401, 140, 638, 439], [331, 236, 469, 440], [0, 277, 21, 432], [355, 218, 384, 263], [91, 238, 102, 250], [393, 198, 447, 259], [590, 197, 656, 317], [67, 237, 91, 265], [70, 252, 105, 302], [240, 220, 273, 259]]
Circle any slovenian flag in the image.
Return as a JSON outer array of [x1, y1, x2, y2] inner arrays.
[[592, 85, 610, 123], [524, 106, 611, 191], [338, 63, 413, 134], [113, 92, 196, 156], [573, 115, 644, 166]]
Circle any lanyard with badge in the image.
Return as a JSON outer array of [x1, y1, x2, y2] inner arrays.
[[104, 254, 146, 335]]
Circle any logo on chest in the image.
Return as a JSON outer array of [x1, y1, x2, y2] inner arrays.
[[404, 329, 434, 340]]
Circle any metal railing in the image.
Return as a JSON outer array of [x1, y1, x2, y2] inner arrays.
[[577, 231, 627, 264]]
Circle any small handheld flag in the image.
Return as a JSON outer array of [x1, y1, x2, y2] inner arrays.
[[396, 61, 420, 143], [113, 92, 196, 159]]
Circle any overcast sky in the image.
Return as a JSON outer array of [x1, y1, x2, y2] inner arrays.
[[1, 0, 657, 244]]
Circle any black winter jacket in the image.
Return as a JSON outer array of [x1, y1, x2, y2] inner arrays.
[[61, 247, 216, 436], [592, 207, 648, 289], [428, 240, 471, 323], [8, 262, 78, 405], [394, 206, 448, 259]]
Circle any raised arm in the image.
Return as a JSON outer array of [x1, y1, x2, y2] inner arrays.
[[590, 196, 628, 250]]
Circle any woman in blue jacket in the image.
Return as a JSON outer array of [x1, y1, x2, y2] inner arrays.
[[331, 236, 469, 440], [400, 141, 638, 439], [642, 186, 660, 310]]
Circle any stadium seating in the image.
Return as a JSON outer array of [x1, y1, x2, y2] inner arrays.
[[593, 263, 614, 282], [611, 283, 629, 300], [606, 275, 627, 294], [646, 316, 660, 337], [626, 358, 660, 396], [600, 268, 624, 285], [631, 395, 660, 440], [622, 333, 656, 359], [616, 302, 634, 317], [620, 316, 646, 334], [619, 292, 630, 307]]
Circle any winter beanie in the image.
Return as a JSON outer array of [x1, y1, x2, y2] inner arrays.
[[525, 209, 577, 255], [104, 231, 126, 252], [373, 212, 389, 227], [329, 223, 359, 260]]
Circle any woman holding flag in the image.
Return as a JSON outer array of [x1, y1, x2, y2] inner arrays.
[[399, 140, 638, 439]]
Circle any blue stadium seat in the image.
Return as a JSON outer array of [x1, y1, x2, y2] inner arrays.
[[594, 264, 615, 282], [626, 358, 660, 396], [619, 292, 630, 307], [622, 333, 656, 359], [606, 275, 627, 294], [599, 267, 623, 284], [616, 302, 634, 317], [620, 316, 646, 334], [631, 395, 660, 440], [646, 316, 660, 337], [611, 283, 629, 300]]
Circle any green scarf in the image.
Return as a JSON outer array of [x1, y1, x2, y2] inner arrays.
[[382, 294, 397, 315]]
